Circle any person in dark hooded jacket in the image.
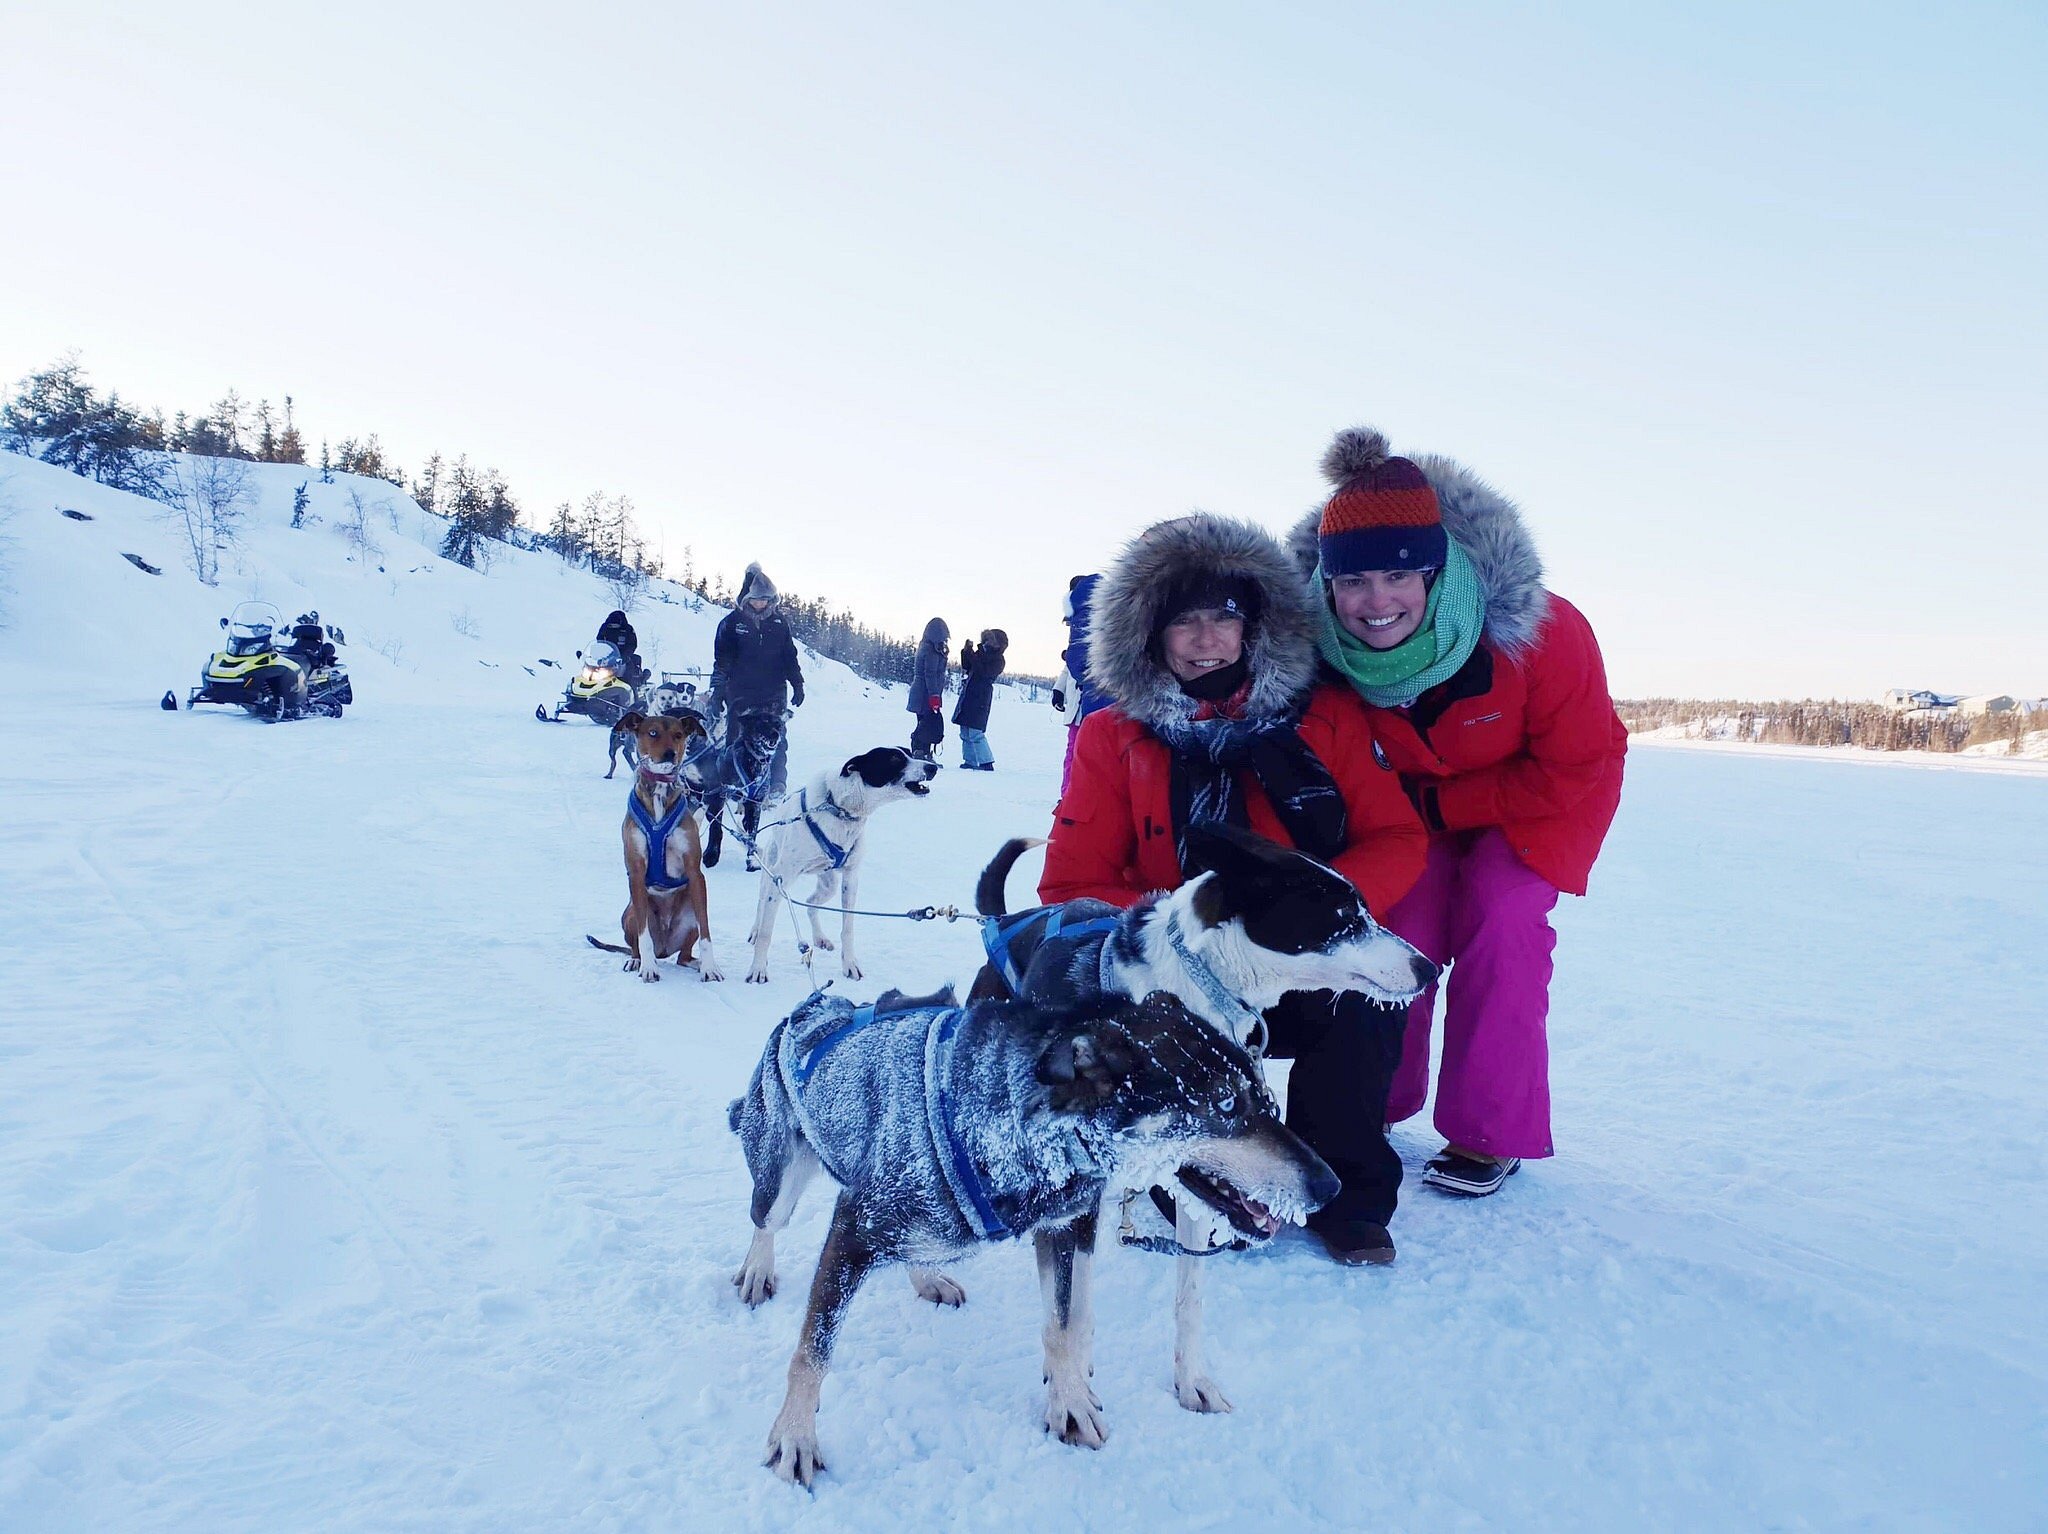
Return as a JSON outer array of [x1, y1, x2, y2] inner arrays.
[[703, 564, 805, 868], [1291, 427, 1627, 1198], [1041, 512, 1428, 1264], [950, 628, 1007, 770], [907, 617, 949, 761], [595, 609, 646, 685]]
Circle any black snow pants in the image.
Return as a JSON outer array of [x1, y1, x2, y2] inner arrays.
[[1263, 990, 1408, 1231]]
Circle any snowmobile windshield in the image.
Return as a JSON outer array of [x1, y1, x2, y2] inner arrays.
[[224, 601, 283, 656], [587, 642, 626, 671]]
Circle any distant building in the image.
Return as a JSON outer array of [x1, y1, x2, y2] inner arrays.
[[1957, 694, 2018, 717], [1881, 688, 1959, 712]]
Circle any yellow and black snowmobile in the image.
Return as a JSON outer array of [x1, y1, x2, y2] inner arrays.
[[539, 639, 641, 726], [177, 602, 352, 721]]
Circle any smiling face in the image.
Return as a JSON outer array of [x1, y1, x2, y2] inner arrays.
[[1159, 609, 1245, 682], [1330, 569, 1431, 650]]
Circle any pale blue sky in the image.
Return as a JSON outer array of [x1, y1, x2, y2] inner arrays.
[[4, 1, 2043, 695]]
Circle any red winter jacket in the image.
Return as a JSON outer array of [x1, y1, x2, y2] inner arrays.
[[1039, 682, 1428, 918], [1364, 594, 1626, 897]]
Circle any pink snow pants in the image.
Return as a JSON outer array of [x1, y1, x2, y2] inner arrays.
[[1385, 828, 1561, 1159]]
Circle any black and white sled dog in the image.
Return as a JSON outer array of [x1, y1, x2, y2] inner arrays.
[[743, 746, 938, 984], [729, 985, 1337, 1486], [971, 820, 1438, 1411]]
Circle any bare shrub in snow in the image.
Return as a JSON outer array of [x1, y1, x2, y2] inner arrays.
[[603, 563, 645, 613], [451, 607, 480, 639], [158, 455, 253, 586], [338, 490, 386, 562]]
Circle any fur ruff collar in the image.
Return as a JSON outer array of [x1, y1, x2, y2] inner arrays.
[[1085, 513, 1319, 732]]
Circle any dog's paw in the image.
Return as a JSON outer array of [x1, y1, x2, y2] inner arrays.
[[640, 966, 662, 983], [1175, 1371, 1234, 1415], [910, 1268, 966, 1307], [811, 935, 835, 952], [733, 1264, 777, 1307], [698, 961, 724, 982], [1045, 1377, 1108, 1449], [763, 1418, 825, 1488], [841, 961, 863, 981], [623, 957, 640, 973], [746, 965, 771, 984]]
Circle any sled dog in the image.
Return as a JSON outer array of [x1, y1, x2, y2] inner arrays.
[[970, 820, 1437, 1409], [743, 747, 939, 983], [585, 711, 721, 981], [729, 986, 1337, 1486]]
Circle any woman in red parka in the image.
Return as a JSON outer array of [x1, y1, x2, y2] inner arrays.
[[1290, 427, 1628, 1197], [1041, 512, 1428, 1264]]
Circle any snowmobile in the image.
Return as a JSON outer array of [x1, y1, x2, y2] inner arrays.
[[538, 640, 642, 726], [179, 602, 352, 721]]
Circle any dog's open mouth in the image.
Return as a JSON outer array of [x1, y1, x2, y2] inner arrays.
[[906, 779, 931, 795], [1176, 1165, 1283, 1239], [640, 760, 677, 776]]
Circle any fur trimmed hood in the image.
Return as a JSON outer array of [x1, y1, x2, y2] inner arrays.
[[1086, 513, 1319, 730], [1287, 441, 1550, 658]]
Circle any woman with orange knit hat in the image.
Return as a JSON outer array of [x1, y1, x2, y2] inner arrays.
[[1291, 428, 1627, 1196]]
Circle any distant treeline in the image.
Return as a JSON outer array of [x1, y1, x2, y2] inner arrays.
[[2, 354, 925, 682], [1617, 698, 2040, 752]]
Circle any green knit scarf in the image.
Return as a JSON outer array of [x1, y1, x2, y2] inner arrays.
[[1315, 542, 1487, 706]]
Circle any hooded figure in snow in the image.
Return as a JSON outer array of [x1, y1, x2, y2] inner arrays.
[[907, 616, 950, 761], [951, 627, 1007, 770], [1040, 511, 1428, 1265], [1289, 426, 1627, 1197], [704, 564, 806, 868]]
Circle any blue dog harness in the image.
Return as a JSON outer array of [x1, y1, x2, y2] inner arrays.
[[779, 997, 1013, 1240], [979, 907, 1121, 993], [627, 786, 692, 892], [797, 787, 853, 870]]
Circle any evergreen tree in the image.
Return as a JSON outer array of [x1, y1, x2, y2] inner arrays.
[[0, 356, 167, 499], [412, 452, 443, 515], [275, 396, 306, 464]]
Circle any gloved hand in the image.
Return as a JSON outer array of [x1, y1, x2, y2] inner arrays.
[[927, 695, 942, 713], [790, 685, 804, 708], [1051, 687, 1066, 713]]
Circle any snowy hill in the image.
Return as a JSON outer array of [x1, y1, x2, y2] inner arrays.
[[0, 447, 790, 714], [3, 449, 2045, 1530]]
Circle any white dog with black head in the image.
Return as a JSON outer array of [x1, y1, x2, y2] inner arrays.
[[744, 747, 939, 983]]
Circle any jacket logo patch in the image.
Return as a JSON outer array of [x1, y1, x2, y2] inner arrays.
[[1371, 740, 1392, 770], [1463, 712, 1504, 726]]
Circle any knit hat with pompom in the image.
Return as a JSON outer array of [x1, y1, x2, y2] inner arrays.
[[1316, 427, 1446, 575]]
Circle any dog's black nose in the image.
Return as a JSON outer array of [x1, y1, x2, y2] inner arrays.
[[1410, 955, 1440, 990], [1307, 1163, 1342, 1210]]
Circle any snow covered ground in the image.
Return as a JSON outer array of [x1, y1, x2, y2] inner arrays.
[[2, 450, 2044, 1530]]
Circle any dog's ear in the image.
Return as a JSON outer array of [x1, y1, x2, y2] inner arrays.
[[1186, 869, 1238, 929], [1036, 1024, 1135, 1112], [620, 711, 646, 733]]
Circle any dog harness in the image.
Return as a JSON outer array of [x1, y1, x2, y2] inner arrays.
[[797, 787, 853, 870], [979, 907, 1121, 993], [777, 998, 1026, 1241], [627, 786, 692, 893]]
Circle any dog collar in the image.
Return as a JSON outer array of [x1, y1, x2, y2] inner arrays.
[[1165, 917, 1266, 1052]]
